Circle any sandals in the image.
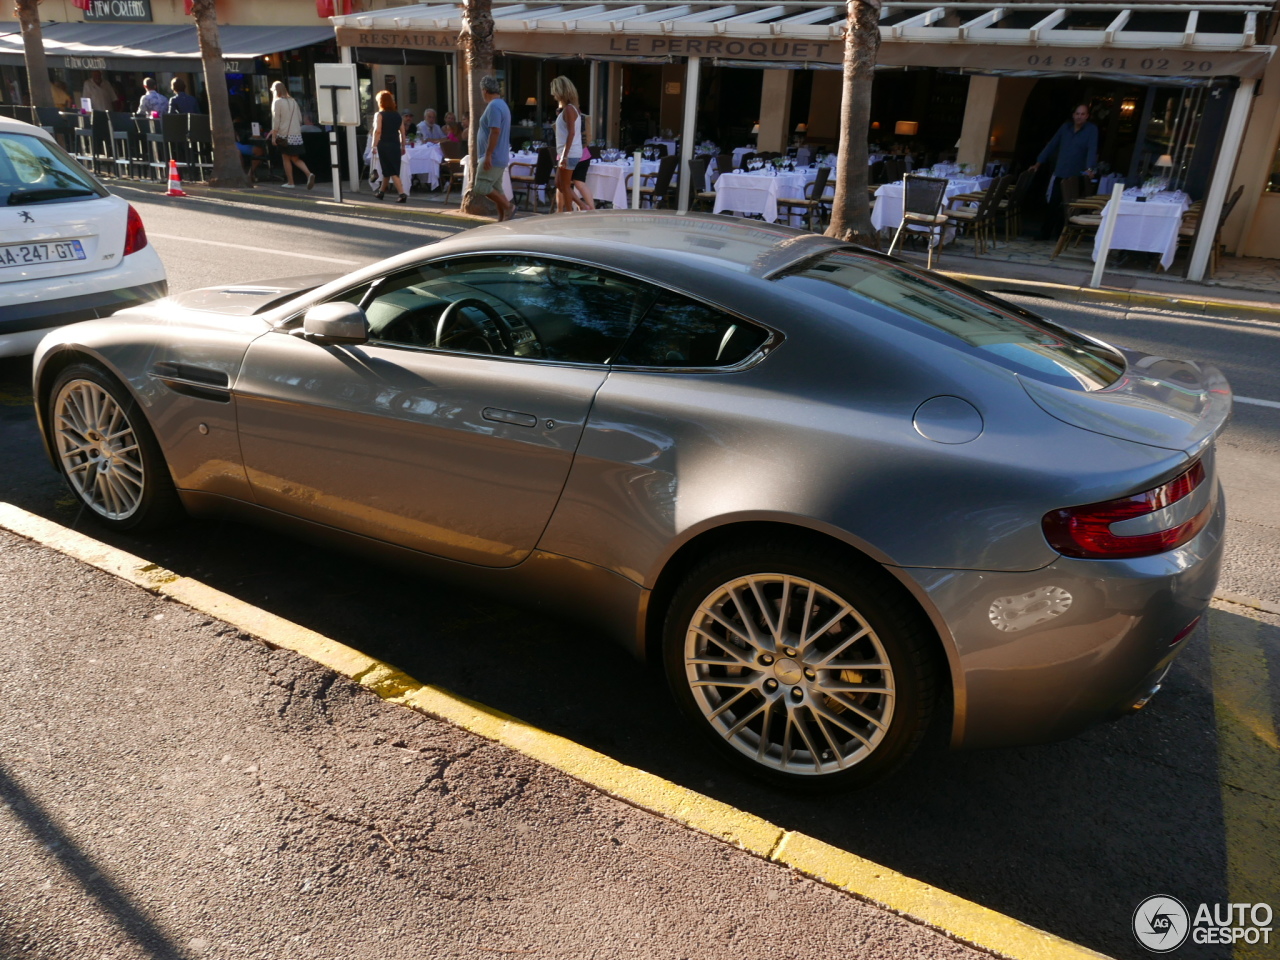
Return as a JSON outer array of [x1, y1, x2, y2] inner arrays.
[[375, 189, 385, 200], [397, 194, 408, 204]]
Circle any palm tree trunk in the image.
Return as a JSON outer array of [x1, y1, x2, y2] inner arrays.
[[191, 0, 249, 188], [825, 1, 881, 245], [460, 0, 494, 215], [16, 0, 54, 110]]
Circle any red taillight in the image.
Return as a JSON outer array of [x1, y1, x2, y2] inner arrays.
[[123, 203, 148, 256], [1043, 460, 1210, 559]]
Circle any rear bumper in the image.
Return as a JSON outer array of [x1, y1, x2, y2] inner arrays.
[[904, 484, 1226, 750]]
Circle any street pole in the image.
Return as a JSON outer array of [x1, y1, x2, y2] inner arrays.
[[320, 84, 348, 204], [1088, 183, 1125, 289]]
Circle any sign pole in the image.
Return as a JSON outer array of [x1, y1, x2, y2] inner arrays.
[[320, 84, 347, 204], [1088, 183, 1125, 289]]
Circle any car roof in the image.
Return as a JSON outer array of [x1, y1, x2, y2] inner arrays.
[[452, 210, 853, 280], [0, 116, 56, 142]]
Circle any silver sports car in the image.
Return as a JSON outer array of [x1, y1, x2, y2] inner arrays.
[[33, 212, 1229, 788]]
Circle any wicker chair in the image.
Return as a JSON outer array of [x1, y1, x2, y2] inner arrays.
[[777, 166, 832, 232], [945, 175, 1011, 255], [887, 175, 950, 269], [1050, 177, 1104, 259], [687, 156, 717, 211]]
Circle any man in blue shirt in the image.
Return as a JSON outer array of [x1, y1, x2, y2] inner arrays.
[[473, 75, 515, 222], [1031, 104, 1099, 239], [168, 77, 199, 114]]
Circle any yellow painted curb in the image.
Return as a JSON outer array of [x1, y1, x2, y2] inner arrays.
[[0, 501, 1111, 960], [946, 270, 1280, 322]]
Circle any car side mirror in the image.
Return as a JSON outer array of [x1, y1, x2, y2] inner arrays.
[[295, 302, 369, 346]]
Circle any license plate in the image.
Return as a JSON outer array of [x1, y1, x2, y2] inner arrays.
[[0, 239, 87, 268]]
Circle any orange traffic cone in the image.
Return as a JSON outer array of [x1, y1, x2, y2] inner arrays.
[[165, 159, 186, 197]]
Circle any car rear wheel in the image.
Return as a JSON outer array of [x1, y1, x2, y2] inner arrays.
[[48, 363, 181, 532], [663, 541, 938, 790]]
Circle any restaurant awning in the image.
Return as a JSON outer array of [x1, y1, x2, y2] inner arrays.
[[331, 1, 1276, 78], [0, 22, 334, 73]]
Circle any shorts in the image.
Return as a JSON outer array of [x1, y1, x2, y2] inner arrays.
[[376, 143, 401, 178], [572, 157, 591, 181], [473, 162, 506, 196]]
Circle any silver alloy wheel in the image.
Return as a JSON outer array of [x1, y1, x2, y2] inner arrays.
[[53, 378, 146, 521], [684, 574, 895, 775]]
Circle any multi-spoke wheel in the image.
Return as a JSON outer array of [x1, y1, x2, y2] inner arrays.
[[663, 542, 937, 789], [48, 363, 180, 532]]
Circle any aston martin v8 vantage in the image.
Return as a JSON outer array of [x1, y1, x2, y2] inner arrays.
[[32, 212, 1230, 788]]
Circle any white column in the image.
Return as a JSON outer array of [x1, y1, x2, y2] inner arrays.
[[956, 75, 999, 172], [1187, 78, 1256, 282], [677, 55, 700, 213], [340, 46, 359, 190], [588, 60, 601, 139]]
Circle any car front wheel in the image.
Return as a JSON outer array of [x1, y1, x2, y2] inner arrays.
[[663, 542, 938, 790], [48, 362, 181, 532]]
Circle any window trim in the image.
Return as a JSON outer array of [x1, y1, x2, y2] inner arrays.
[[290, 249, 785, 374]]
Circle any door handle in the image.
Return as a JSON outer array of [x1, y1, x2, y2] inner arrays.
[[482, 407, 537, 428]]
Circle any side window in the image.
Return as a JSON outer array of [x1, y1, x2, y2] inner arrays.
[[615, 290, 769, 369], [351, 256, 657, 365]]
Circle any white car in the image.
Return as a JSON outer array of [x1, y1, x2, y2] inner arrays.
[[0, 115, 166, 357]]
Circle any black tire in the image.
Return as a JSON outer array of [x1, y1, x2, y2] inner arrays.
[[662, 539, 939, 791], [47, 362, 183, 533]]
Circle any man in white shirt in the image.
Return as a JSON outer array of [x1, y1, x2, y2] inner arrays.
[[80, 71, 117, 112], [417, 108, 446, 143]]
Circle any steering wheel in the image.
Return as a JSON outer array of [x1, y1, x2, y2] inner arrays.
[[435, 297, 514, 354]]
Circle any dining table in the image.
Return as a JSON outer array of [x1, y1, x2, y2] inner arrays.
[[584, 158, 664, 208], [713, 167, 834, 225], [1092, 190, 1191, 271], [871, 176, 992, 228], [403, 141, 443, 188], [870, 176, 993, 245]]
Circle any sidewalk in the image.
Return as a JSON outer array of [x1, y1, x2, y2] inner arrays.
[[133, 175, 1280, 321], [0, 523, 1023, 960]]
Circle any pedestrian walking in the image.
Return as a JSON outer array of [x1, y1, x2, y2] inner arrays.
[[551, 76, 584, 213], [371, 89, 408, 202], [135, 78, 167, 117], [270, 81, 316, 190], [474, 76, 515, 222], [1031, 103, 1099, 240]]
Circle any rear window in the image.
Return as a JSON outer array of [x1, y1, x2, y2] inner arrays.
[[776, 251, 1124, 391], [0, 132, 105, 207]]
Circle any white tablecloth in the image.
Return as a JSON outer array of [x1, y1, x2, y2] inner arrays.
[[871, 177, 993, 244], [645, 138, 678, 156], [871, 177, 992, 231], [713, 168, 833, 224], [404, 142, 443, 187], [585, 159, 662, 209], [460, 155, 514, 201], [1093, 193, 1190, 270]]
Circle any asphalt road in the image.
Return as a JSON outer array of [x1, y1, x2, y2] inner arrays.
[[2, 191, 1277, 959]]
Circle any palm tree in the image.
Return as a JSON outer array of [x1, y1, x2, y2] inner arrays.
[[825, 1, 881, 244], [460, 0, 494, 215], [15, 0, 54, 109], [189, 0, 249, 188]]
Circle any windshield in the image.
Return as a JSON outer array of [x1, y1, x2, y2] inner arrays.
[[775, 250, 1125, 391], [0, 132, 105, 207]]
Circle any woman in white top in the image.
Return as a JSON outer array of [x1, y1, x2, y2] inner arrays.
[[269, 81, 315, 190], [551, 76, 583, 213]]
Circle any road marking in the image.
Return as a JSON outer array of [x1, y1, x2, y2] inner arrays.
[[0, 501, 1108, 960], [1208, 601, 1280, 960], [147, 233, 360, 265], [1237, 396, 1280, 410]]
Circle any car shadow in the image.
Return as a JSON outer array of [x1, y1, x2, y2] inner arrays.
[[0, 352, 1256, 960]]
